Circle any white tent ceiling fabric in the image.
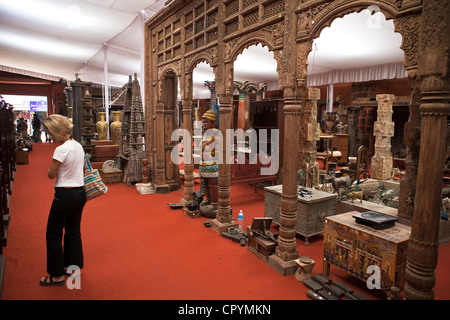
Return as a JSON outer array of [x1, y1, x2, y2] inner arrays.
[[0, 1, 406, 95], [306, 62, 407, 87]]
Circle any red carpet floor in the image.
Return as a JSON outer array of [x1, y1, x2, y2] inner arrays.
[[2, 142, 450, 300]]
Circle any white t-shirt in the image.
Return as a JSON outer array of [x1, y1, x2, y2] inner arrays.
[[52, 140, 85, 187]]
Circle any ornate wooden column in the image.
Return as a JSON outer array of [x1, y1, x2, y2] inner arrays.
[[346, 106, 361, 158], [404, 0, 450, 300], [395, 13, 422, 221], [71, 79, 83, 142], [371, 94, 395, 180], [298, 87, 320, 185], [212, 93, 237, 233], [268, 0, 301, 276], [181, 98, 194, 205], [397, 78, 421, 220], [268, 75, 301, 276], [154, 100, 170, 193]]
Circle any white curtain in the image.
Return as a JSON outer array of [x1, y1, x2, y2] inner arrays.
[[307, 62, 407, 87]]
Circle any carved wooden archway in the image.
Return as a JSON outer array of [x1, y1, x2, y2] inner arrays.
[[153, 66, 181, 193], [145, 0, 449, 299]]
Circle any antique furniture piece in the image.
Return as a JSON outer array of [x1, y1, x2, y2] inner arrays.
[[247, 217, 278, 261], [264, 185, 337, 245], [99, 168, 123, 184], [333, 133, 349, 165], [14, 150, 28, 164], [316, 131, 342, 172], [229, 153, 278, 192], [316, 132, 334, 172], [340, 145, 370, 180], [323, 211, 411, 293]]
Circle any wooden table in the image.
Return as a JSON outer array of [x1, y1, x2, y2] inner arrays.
[[323, 211, 411, 292], [264, 185, 337, 245]]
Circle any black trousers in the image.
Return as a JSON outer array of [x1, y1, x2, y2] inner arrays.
[[46, 187, 86, 277]]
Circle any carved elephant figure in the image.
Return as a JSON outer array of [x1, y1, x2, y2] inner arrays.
[[347, 191, 363, 203]]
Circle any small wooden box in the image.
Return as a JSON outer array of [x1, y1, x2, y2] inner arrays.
[[99, 169, 123, 184], [323, 211, 410, 290], [15, 150, 29, 164], [247, 230, 277, 262], [247, 218, 277, 261]]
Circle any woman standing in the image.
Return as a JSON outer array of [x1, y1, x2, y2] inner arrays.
[[40, 115, 86, 286]]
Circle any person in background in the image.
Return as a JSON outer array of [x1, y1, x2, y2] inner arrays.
[[32, 114, 41, 142], [40, 114, 86, 286]]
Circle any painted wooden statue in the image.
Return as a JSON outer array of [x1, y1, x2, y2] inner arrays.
[[199, 104, 220, 218]]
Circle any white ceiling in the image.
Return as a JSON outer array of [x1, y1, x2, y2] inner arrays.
[[0, 1, 405, 96]]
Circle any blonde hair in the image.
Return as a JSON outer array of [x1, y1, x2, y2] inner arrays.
[[43, 114, 73, 141]]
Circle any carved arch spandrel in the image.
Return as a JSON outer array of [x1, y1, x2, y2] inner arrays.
[[295, 1, 420, 83], [224, 25, 282, 66], [394, 14, 421, 77], [184, 51, 217, 100], [222, 31, 282, 94], [296, 0, 406, 42]]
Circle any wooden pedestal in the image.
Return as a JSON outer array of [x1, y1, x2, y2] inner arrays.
[[323, 211, 410, 291]]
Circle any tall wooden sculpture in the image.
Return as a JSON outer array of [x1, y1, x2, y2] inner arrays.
[[115, 74, 146, 186], [81, 90, 95, 155], [371, 94, 395, 180]]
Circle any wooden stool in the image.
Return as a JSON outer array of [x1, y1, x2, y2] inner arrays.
[[294, 256, 316, 282]]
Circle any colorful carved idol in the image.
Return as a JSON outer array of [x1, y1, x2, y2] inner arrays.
[[199, 104, 220, 218]]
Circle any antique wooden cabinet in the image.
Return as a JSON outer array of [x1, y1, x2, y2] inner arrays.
[[323, 211, 411, 291], [333, 133, 348, 165], [264, 185, 337, 245]]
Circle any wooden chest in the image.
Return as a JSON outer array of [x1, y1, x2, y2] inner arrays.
[[99, 169, 123, 184], [247, 226, 277, 262], [323, 211, 411, 291], [264, 185, 337, 245]]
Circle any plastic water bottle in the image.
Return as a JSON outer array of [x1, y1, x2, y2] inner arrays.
[[238, 210, 244, 231]]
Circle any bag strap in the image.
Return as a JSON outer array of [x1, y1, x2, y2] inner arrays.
[[84, 154, 93, 172]]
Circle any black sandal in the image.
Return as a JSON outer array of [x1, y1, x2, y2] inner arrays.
[[39, 275, 65, 287]]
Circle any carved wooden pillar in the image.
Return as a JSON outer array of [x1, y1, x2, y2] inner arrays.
[[298, 87, 320, 184], [212, 1, 235, 233], [398, 78, 421, 220], [204, 80, 217, 108], [395, 13, 421, 221], [268, 74, 301, 275], [404, 0, 450, 300], [212, 93, 237, 233], [371, 94, 395, 180], [181, 98, 194, 205], [154, 100, 170, 193], [347, 106, 361, 158]]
